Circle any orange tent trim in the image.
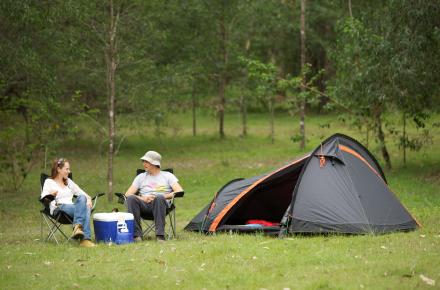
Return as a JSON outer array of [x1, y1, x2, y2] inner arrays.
[[339, 145, 383, 180], [339, 144, 422, 227]]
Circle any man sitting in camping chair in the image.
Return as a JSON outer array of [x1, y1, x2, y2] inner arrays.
[[123, 150, 183, 242]]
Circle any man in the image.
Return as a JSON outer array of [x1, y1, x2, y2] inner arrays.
[[124, 150, 183, 242]]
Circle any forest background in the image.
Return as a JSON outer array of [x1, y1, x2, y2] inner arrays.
[[1, 1, 440, 289], [1, 0, 439, 194]]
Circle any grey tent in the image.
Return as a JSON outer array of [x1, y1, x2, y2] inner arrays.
[[185, 133, 419, 235]]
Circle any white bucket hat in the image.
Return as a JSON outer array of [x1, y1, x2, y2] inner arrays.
[[140, 151, 161, 167]]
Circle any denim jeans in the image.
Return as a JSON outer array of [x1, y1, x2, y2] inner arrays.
[[59, 195, 92, 240]]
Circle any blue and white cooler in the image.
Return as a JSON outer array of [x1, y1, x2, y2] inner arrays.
[[93, 212, 135, 244]]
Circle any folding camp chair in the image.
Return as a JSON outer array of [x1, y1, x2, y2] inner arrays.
[[115, 168, 184, 240], [39, 173, 104, 244]]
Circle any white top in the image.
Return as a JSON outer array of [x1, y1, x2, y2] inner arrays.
[[132, 171, 178, 197], [40, 178, 87, 214]]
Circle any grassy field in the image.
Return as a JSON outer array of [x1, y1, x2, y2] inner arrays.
[[1, 112, 439, 290]]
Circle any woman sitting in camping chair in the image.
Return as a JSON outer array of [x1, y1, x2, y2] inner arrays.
[[40, 158, 95, 247]]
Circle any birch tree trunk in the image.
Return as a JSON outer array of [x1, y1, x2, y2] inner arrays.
[[348, 0, 353, 18], [240, 39, 251, 138], [105, 0, 119, 202], [240, 94, 247, 137], [402, 112, 406, 165], [192, 83, 197, 137], [269, 97, 275, 144], [299, 0, 307, 150], [218, 13, 228, 139]]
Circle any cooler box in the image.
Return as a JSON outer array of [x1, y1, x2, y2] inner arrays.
[[93, 212, 135, 244]]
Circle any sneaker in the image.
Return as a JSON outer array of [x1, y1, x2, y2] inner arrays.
[[134, 236, 143, 243], [156, 235, 166, 242], [72, 224, 84, 240], [79, 239, 96, 248]]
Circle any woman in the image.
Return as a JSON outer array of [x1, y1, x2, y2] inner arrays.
[[40, 158, 95, 247]]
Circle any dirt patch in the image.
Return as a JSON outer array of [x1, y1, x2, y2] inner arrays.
[[424, 171, 440, 184]]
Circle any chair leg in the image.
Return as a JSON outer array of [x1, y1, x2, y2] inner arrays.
[[42, 214, 60, 244], [141, 209, 178, 240], [51, 220, 70, 242], [141, 220, 155, 238], [40, 213, 44, 241], [173, 209, 176, 238], [168, 211, 176, 239], [41, 214, 71, 244]]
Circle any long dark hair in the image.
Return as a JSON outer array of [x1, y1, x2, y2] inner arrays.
[[51, 158, 69, 185]]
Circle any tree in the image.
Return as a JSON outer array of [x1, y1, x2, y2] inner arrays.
[[199, 0, 247, 138], [105, 0, 121, 202], [331, 16, 393, 168], [0, 0, 83, 189], [298, 0, 307, 149], [71, 0, 126, 201], [386, 0, 440, 165], [242, 58, 278, 143], [330, 0, 440, 169], [70, 0, 170, 200]]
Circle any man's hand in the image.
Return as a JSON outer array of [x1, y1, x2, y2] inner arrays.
[[138, 194, 156, 203]]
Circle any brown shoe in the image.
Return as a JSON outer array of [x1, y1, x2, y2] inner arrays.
[[72, 224, 84, 240], [79, 239, 96, 248]]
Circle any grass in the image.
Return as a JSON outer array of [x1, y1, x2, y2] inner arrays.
[[1, 111, 439, 290]]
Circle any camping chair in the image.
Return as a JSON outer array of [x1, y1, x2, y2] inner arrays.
[[115, 168, 184, 240], [39, 173, 104, 244]]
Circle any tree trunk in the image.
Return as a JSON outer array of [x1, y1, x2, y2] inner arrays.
[[348, 0, 353, 18], [218, 13, 228, 139], [375, 113, 392, 170], [218, 77, 226, 138], [299, 0, 307, 150], [105, 0, 119, 202], [366, 125, 369, 148], [240, 93, 247, 137], [269, 97, 275, 144], [240, 39, 251, 138], [403, 112, 406, 165], [192, 83, 197, 137]]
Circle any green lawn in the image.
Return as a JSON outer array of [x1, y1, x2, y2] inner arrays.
[[1, 112, 439, 290]]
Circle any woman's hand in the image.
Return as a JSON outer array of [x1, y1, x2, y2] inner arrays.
[[51, 191, 58, 196], [86, 196, 93, 208]]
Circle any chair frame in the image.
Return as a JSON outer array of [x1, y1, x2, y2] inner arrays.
[[40, 204, 74, 244], [39, 173, 104, 244], [115, 168, 184, 240]]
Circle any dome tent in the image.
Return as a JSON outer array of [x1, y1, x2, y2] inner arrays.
[[184, 134, 419, 235]]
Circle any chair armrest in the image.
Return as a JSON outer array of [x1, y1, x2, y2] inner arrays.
[[91, 192, 106, 211], [39, 195, 55, 207], [173, 191, 184, 198], [114, 192, 126, 204], [169, 191, 184, 205], [92, 192, 106, 200]]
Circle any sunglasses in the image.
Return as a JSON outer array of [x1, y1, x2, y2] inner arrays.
[[57, 158, 66, 167]]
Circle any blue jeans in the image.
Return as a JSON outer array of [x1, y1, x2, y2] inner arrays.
[[59, 195, 92, 240]]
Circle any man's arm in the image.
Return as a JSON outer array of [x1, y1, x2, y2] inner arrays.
[[164, 182, 183, 200], [126, 184, 154, 203], [124, 185, 139, 197]]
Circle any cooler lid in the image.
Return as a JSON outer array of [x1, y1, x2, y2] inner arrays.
[[93, 212, 134, 222]]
